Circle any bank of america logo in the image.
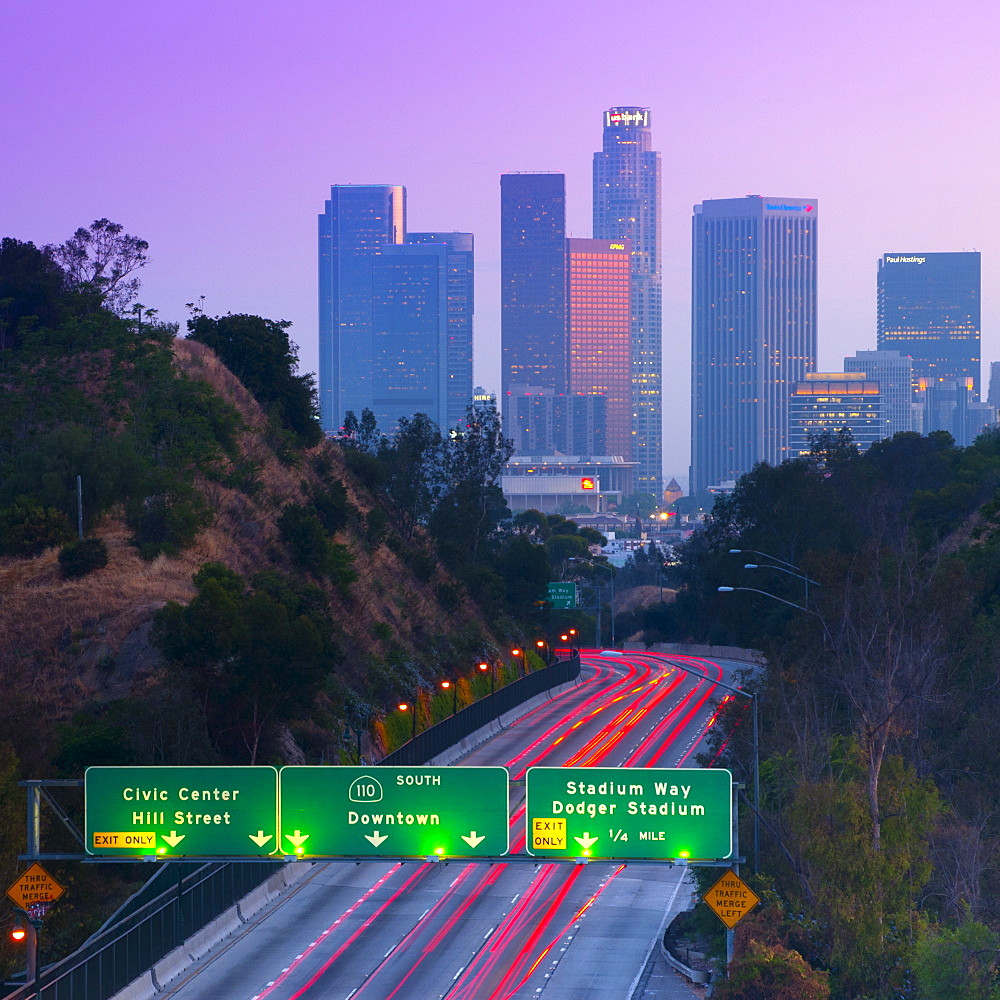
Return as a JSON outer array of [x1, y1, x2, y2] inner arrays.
[[766, 203, 814, 212]]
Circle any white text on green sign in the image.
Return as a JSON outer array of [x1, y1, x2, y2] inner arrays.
[[279, 766, 510, 858], [85, 767, 279, 857], [525, 767, 732, 860]]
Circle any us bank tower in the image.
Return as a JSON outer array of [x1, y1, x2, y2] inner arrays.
[[593, 108, 663, 497]]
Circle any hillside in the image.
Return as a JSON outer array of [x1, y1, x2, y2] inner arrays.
[[0, 335, 508, 775]]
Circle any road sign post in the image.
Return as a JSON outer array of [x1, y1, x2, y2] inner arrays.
[[7, 863, 63, 988], [85, 767, 279, 857], [279, 766, 510, 858], [525, 767, 733, 860]]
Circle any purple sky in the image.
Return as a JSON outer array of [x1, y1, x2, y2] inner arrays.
[[4, 0, 999, 483]]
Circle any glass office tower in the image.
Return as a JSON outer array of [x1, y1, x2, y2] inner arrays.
[[370, 243, 449, 433], [407, 232, 474, 430], [318, 185, 405, 432], [788, 373, 884, 456], [501, 173, 567, 414], [593, 108, 662, 495], [844, 350, 914, 438], [566, 238, 632, 460], [690, 196, 818, 495], [877, 251, 981, 395]]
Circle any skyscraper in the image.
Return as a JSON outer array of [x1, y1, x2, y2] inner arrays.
[[501, 173, 567, 405], [407, 232, 474, 429], [370, 242, 449, 433], [877, 251, 981, 394], [318, 184, 405, 432], [593, 107, 662, 495], [690, 195, 818, 495], [844, 350, 914, 438], [788, 372, 883, 456], [566, 238, 632, 459]]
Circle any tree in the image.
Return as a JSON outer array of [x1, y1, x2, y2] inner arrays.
[[383, 413, 445, 541], [188, 313, 321, 447], [0, 237, 67, 354], [45, 219, 148, 315], [153, 565, 339, 762], [715, 938, 830, 1000], [913, 916, 1000, 1000], [340, 408, 384, 453], [430, 402, 514, 563]]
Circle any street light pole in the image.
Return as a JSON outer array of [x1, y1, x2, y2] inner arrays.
[[399, 701, 417, 740], [478, 661, 494, 695], [511, 648, 523, 678], [665, 657, 760, 873], [742, 562, 820, 604], [717, 586, 818, 616], [440, 680, 457, 716]]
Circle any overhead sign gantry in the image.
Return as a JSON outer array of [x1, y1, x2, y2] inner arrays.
[[80, 765, 734, 862]]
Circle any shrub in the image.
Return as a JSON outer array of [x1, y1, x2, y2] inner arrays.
[[0, 497, 73, 556], [436, 581, 464, 614], [404, 547, 436, 583], [127, 486, 213, 559], [58, 537, 109, 578], [278, 504, 330, 575]]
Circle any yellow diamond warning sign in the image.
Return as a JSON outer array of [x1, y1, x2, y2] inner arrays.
[[531, 818, 566, 850], [703, 869, 759, 929], [6, 863, 65, 909]]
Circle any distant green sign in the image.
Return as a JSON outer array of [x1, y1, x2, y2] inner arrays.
[[85, 767, 279, 857], [279, 766, 510, 858], [547, 582, 578, 609], [525, 767, 732, 860]]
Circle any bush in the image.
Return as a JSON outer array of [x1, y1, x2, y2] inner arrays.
[[436, 581, 464, 614], [278, 504, 330, 575], [58, 537, 108, 578], [127, 486, 213, 559], [403, 547, 436, 583], [0, 497, 73, 556]]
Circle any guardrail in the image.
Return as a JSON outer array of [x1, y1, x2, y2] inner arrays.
[[2, 861, 279, 1000], [381, 652, 581, 765], [3, 652, 581, 999]]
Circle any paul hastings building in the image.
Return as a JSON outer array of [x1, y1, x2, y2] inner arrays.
[[877, 251, 981, 395], [690, 196, 818, 496]]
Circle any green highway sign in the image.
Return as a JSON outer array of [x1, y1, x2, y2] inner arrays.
[[547, 582, 578, 609], [85, 767, 279, 857], [279, 766, 510, 858], [525, 767, 732, 860]]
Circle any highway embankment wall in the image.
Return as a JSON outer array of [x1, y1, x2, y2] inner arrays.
[[625, 642, 764, 665]]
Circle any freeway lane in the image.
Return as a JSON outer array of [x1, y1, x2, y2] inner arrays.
[[154, 652, 742, 1000]]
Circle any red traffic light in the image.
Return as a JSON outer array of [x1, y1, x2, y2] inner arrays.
[[11, 917, 26, 942]]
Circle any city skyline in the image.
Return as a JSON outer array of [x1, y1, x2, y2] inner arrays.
[[5, 0, 1000, 484]]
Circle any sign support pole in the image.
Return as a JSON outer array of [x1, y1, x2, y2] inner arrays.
[[26, 918, 38, 987], [27, 786, 41, 860], [726, 783, 740, 972]]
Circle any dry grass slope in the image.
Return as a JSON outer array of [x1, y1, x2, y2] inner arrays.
[[0, 338, 493, 760]]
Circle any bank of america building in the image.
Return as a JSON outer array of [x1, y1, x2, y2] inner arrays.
[[690, 196, 818, 495]]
